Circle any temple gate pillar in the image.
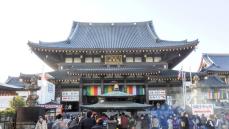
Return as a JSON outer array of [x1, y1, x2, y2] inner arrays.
[[101, 77, 104, 94], [79, 78, 83, 112], [145, 80, 149, 104]]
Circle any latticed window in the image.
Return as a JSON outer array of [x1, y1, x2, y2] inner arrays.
[[65, 57, 73, 63], [126, 57, 133, 62], [135, 57, 142, 62], [85, 57, 93, 63], [94, 57, 101, 63], [146, 57, 153, 62], [74, 57, 81, 63], [154, 57, 161, 62]]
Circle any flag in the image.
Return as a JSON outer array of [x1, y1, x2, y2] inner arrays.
[[178, 67, 183, 80]]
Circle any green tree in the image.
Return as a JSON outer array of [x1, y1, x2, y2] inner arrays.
[[0, 96, 26, 116], [9, 96, 26, 110]]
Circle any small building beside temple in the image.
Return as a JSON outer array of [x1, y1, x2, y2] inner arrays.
[[17, 20, 198, 112], [0, 77, 27, 110], [192, 53, 229, 107], [199, 53, 229, 83]]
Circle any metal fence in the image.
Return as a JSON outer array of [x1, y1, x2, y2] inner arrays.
[[0, 115, 15, 129]]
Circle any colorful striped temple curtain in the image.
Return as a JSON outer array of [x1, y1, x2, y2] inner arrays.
[[84, 86, 101, 96], [126, 85, 145, 95], [207, 89, 227, 99], [104, 85, 113, 93]]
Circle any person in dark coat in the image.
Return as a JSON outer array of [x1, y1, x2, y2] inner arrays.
[[107, 116, 118, 129], [180, 112, 189, 129], [206, 115, 215, 129], [68, 116, 79, 129], [91, 118, 103, 129], [79, 111, 96, 129], [141, 114, 148, 129]]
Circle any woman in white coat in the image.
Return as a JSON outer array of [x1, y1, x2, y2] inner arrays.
[[35, 116, 48, 129]]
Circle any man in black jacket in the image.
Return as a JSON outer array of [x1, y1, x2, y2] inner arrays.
[[79, 111, 96, 129], [180, 112, 189, 129]]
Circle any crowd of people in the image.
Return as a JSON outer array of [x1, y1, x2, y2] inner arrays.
[[34, 104, 229, 129]]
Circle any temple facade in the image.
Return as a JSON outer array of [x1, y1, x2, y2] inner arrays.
[[19, 21, 198, 112]]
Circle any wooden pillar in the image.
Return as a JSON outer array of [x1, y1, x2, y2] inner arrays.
[[79, 78, 83, 112], [145, 80, 149, 104], [101, 77, 104, 94], [124, 76, 127, 92]]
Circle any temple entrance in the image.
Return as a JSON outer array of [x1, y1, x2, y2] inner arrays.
[[83, 96, 98, 104], [61, 102, 79, 112], [149, 100, 166, 107], [133, 96, 145, 103]]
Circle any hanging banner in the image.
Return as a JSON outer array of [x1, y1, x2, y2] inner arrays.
[[149, 89, 166, 100], [208, 89, 227, 99], [191, 104, 214, 117], [62, 91, 79, 101], [37, 80, 55, 104], [126, 86, 145, 95]]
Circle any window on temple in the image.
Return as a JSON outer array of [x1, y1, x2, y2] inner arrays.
[[146, 57, 153, 62], [154, 57, 161, 62], [135, 57, 142, 62], [74, 57, 81, 63], [85, 57, 93, 63], [126, 57, 133, 62], [65, 57, 73, 63], [94, 57, 101, 63]]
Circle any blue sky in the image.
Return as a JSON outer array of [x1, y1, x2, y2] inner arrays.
[[0, 0, 229, 82]]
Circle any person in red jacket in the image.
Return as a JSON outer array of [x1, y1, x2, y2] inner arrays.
[[120, 113, 128, 129]]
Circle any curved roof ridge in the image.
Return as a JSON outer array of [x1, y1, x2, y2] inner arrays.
[[205, 54, 215, 65], [38, 40, 69, 45], [147, 21, 160, 40], [203, 53, 229, 56], [146, 22, 158, 42], [68, 22, 79, 40], [72, 20, 152, 25], [158, 39, 198, 44]]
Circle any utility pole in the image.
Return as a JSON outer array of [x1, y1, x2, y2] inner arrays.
[[182, 70, 186, 109]]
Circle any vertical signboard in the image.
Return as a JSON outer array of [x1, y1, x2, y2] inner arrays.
[[37, 80, 55, 104]]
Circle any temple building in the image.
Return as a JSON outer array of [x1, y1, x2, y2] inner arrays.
[[18, 21, 198, 112], [0, 77, 27, 110], [199, 53, 229, 83], [193, 53, 229, 107]]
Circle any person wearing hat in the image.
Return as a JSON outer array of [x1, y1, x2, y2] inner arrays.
[[35, 116, 48, 129]]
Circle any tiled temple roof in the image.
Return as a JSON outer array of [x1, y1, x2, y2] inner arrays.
[[80, 101, 152, 110], [5, 76, 25, 88], [28, 21, 198, 50], [196, 76, 229, 88], [201, 53, 229, 72], [0, 82, 24, 91]]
